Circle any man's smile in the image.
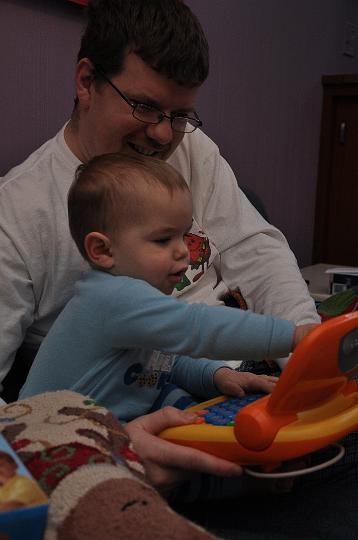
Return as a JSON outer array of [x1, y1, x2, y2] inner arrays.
[[128, 142, 158, 156], [126, 139, 173, 159]]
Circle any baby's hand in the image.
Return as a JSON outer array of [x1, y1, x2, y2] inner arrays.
[[292, 323, 320, 349], [213, 367, 278, 398]]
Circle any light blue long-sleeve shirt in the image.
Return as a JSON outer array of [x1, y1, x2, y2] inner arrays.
[[20, 270, 294, 421]]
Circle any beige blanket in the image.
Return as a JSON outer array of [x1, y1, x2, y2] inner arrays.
[[0, 390, 216, 540]]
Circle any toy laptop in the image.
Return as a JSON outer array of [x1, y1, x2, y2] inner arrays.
[[0, 433, 48, 540], [160, 312, 358, 476]]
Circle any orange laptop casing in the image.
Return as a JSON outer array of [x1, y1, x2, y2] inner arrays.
[[159, 312, 358, 465]]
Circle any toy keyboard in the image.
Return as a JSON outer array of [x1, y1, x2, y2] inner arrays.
[[160, 312, 358, 466], [195, 393, 265, 427]]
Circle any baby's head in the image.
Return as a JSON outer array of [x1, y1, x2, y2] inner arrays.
[[68, 153, 192, 294]]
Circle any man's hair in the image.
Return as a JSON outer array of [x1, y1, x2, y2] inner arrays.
[[68, 153, 190, 261], [78, 0, 209, 88]]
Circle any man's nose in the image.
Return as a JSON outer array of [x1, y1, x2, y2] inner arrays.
[[145, 118, 174, 146]]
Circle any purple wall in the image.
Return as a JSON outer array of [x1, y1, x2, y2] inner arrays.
[[0, 0, 83, 173], [1, 0, 358, 265], [186, 0, 358, 266]]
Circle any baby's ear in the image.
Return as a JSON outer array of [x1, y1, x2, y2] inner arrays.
[[84, 232, 114, 269]]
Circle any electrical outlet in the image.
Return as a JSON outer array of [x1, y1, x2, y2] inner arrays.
[[343, 22, 357, 57]]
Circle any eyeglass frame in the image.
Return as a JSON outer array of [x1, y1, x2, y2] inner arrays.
[[93, 66, 203, 134]]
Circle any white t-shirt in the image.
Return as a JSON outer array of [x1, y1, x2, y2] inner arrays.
[[0, 124, 319, 383]]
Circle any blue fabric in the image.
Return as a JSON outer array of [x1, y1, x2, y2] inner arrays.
[[149, 383, 198, 411], [20, 270, 294, 422]]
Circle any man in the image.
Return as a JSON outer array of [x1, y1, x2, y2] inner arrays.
[[0, 0, 319, 490]]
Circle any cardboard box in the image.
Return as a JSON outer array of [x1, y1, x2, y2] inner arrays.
[[325, 267, 358, 295], [0, 434, 48, 540]]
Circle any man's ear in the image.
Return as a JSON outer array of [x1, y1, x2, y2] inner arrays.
[[75, 58, 96, 110], [84, 232, 114, 269]]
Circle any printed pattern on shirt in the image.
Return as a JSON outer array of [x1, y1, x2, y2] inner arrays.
[[174, 219, 218, 294], [124, 352, 176, 390]]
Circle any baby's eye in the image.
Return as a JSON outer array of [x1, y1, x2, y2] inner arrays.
[[154, 237, 171, 245]]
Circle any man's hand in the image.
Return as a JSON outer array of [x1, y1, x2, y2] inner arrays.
[[213, 368, 278, 397], [124, 406, 242, 496]]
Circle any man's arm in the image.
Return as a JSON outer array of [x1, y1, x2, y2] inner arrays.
[[0, 229, 35, 387], [169, 130, 320, 326], [203, 154, 319, 323]]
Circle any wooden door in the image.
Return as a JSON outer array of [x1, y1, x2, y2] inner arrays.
[[313, 75, 358, 266]]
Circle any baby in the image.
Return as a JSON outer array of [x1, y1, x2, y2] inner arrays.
[[20, 153, 315, 421]]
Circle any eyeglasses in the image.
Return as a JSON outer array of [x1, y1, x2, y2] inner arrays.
[[94, 67, 202, 134]]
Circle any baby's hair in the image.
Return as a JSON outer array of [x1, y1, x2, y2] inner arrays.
[[68, 153, 190, 261], [0, 451, 16, 467]]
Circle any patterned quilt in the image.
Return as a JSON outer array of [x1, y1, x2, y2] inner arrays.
[[0, 390, 216, 540]]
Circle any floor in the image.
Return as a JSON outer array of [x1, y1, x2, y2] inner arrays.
[[172, 433, 358, 540]]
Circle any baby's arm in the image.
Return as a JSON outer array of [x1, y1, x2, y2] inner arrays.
[[292, 323, 319, 348], [213, 324, 319, 394], [111, 279, 295, 362], [171, 357, 277, 401], [170, 356, 229, 400]]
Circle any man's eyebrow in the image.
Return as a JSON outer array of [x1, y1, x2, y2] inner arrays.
[[127, 92, 197, 114]]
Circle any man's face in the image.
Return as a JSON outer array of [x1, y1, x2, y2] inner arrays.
[[72, 53, 199, 162]]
